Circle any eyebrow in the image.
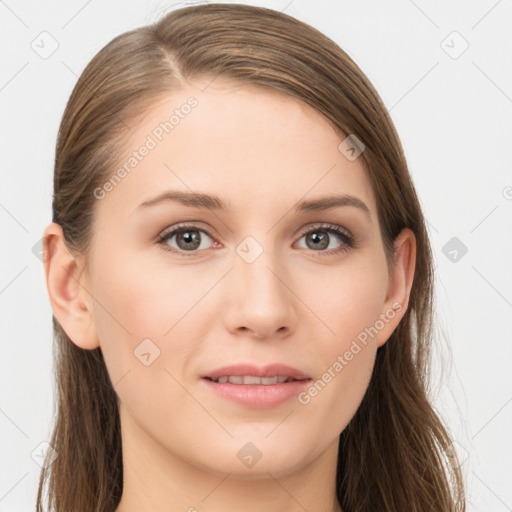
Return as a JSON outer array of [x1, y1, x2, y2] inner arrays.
[[137, 190, 371, 219]]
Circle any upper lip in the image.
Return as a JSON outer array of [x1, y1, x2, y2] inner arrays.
[[202, 363, 311, 381]]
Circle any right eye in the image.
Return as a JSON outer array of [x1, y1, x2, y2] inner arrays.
[[156, 223, 218, 256]]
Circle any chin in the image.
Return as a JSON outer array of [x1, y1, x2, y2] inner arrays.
[[190, 435, 317, 480]]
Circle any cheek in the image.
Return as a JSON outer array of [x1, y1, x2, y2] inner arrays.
[[337, 274, 386, 340], [87, 254, 206, 425], [297, 255, 389, 346], [292, 259, 387, 429], [298, 343, 375, 443], [88, 247, 220, 381]]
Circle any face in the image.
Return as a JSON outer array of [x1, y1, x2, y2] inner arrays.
[[75, 79, 409, 479]]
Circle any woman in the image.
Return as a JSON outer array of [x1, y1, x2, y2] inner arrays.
[[38, 3, 466, 511]]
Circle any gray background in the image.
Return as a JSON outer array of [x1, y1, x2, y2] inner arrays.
[[1, 0, 511, 510]]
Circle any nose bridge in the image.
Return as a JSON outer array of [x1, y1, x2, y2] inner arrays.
[[224, 233, 296, 337], [236, 234, 288, 304]]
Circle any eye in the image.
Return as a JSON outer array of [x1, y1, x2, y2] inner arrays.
[[295, 224, 355, 255], [157, 223, 216, 256]]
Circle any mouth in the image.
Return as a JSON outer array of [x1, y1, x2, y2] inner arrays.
[[201, 363, 312, 408], [202, 363, 311, 382], [203, 375, 306, 385]]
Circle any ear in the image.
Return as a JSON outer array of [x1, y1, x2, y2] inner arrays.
[[375, 227, 416, 348], [43, 222, 100, 350]]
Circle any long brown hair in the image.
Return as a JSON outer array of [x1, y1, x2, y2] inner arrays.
[[38, 3, 466, 511]]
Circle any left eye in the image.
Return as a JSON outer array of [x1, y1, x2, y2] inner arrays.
[[295, 226, 353, 253]]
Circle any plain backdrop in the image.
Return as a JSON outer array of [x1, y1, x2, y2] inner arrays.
[[1, 1, 511, 510]]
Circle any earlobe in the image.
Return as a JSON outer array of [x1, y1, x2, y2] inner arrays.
[[43, 222, 100, 350], [376, 228, 417, 347]]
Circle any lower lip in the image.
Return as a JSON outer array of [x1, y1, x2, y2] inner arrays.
[[201, 378, 311, 409]]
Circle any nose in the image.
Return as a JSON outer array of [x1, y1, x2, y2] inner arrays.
[[222, 244, 297, 340]]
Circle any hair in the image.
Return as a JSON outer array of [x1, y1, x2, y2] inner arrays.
[[38, 3, 466, 511]]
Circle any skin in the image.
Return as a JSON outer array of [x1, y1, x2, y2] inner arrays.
[[44, 78, 416, 512]]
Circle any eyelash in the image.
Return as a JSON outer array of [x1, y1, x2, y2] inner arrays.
[[156, 222, 357, 257]]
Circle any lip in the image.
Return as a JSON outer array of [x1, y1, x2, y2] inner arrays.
[[201, 363, 312, 409], [202, 363, 311, 381]]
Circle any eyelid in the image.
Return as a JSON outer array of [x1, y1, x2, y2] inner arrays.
[[295, 222, 352, 240], [156, 221, 213, 240]]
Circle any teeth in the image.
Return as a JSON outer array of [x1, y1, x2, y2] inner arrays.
[[242, 375, 261, 385], [211, 375, 293, 385]]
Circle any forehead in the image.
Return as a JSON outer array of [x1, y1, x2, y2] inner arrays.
[[95, 79, 376, 221]]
